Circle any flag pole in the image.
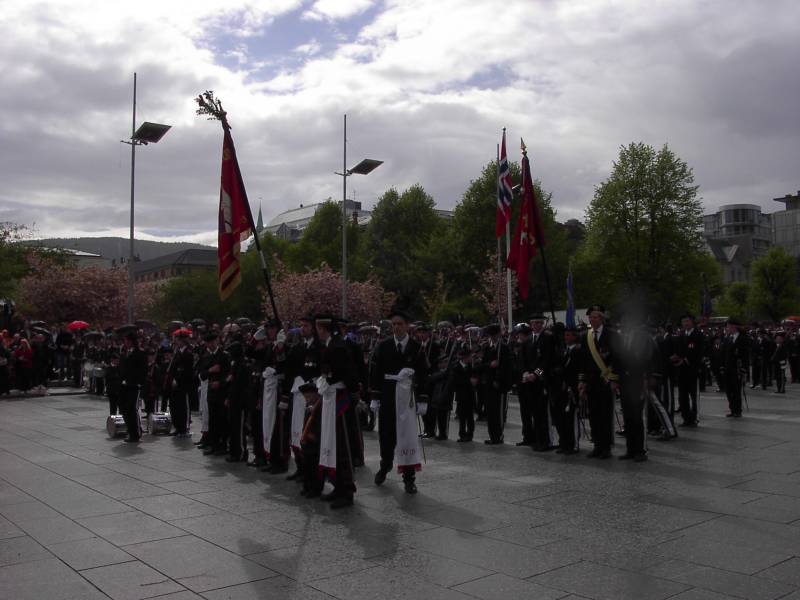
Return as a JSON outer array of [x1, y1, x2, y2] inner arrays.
[[505, 219, 512, 328], [521, 140, 557, 325], [196, 91, 280, 322], [496, 143, 503, 327]]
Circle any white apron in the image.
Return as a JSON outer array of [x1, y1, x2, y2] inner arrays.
[[386, 368, 422, 473]]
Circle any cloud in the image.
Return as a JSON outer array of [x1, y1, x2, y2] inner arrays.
[[1, 0, 799, 245], [303, 0, 375, 22]]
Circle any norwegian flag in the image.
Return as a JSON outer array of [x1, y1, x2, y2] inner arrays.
[[496, 129, 514, 238]]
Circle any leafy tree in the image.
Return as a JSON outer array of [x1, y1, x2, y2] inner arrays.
[[748, 247, 799, 322], [716, 282, 752, 322], [267, 262, 394, 324], [0, 222, 68, 298], [17, 262, 159, 328], [362, 184, 442, 313], [573, 142, 710, 320]]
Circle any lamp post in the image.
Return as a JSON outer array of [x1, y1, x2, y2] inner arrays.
[[334, 114, 382, 319], [120, 72, 171, 323]]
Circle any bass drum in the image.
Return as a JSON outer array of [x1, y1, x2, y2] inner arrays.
[[106, 414, 127, 438], [148, 412, 172, 435]]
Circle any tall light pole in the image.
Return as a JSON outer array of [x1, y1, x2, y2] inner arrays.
[[335, 114, 382, 319], [120, 72, 171, 323]]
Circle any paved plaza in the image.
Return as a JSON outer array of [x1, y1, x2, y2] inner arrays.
[[1, 387, 799, 600]]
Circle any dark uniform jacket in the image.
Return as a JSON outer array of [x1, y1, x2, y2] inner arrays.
[[370, 336, 428, 401]]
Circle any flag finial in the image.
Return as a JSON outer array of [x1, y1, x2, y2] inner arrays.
[[520, 137, 527, 156]]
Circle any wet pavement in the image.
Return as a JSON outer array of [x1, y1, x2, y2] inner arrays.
[[1, 385, 799, 600]]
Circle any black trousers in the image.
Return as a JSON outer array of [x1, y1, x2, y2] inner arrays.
[[532, 387, 551, 448], [678, 371, 699, 424], [621, 383, 646, 456], [518, 385, 534, 443], [208, 395, 228, 450], [483, 385, 504, 442], [587, 383, 614, 451], [269, 405, 290, 469], [423, 406, 450, 438], [457, 398, 474, 440], [108, 393, 119, 416], [334, 412, 356, 496], [552, 390, 577, 451], [377, 397, 415, 479], [724, 372, 743, 415], [170, 389, 189, 434], [775, 364, 786, 393], [120, 387, 141, 441], [228, 402, 247, 458], [250, 407, 265, 463]]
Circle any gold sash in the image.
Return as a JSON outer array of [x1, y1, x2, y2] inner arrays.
[[587, 328, 618, 382]]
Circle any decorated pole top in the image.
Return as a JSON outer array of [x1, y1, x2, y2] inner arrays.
[[196, 90, 231, 131], [520, 137, 527, 157]]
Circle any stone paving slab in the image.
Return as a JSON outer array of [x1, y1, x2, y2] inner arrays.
[[0, 386, 798, 600]]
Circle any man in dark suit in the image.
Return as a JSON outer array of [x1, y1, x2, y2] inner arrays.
[[451, 344, 477, 442], [480, 323, 512, 445], [199, 332, 231, 455], [119, 331, 147, 443], [673, 314, 703, 427], [578, 305, 621, 459], [370, 310, 428, 494], [722, 318, 749, 417], [552, 326, 581, 454], [167, 331, 195, 437], [527, 313, 555, 451]]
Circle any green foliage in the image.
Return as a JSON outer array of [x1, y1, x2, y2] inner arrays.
[[748, 247, 799, 322], [716, 282, 753, 322], [0, 222, 70, 298], [573, 142, 707, 320], [361, 184, 442, 313]]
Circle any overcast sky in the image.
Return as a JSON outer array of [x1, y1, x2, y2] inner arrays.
[[2, 0, 798, 246]]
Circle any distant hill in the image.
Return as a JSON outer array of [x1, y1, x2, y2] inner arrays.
[[25, 237, 213, 263]]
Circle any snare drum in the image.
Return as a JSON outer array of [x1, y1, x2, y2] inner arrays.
[[148, 412, 172, 435], [106, 414, 127, 437]]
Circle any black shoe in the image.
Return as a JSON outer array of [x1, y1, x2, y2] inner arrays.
[[225, 455, 243, 463], [533, 445, 553, 452], [304, 489, 321, 499], [269, 465, 288, 474], [374, 468, 389, 486], [587, 448, 602, 458], [618, 453, 635, 460], [330, 495, 354, 509], [286, 470, 301, 481], [457, 437, 470, 443], [599, 449, 612, 459], [123, 437, 140, 444], [633, 453, 648, 462], [733, 413, 742, 418], [435, 435, 448, 441], [555, 448, 565, 454], [420, 433, 433, 439], [725, 413, 735, 418], [202, 447, 216, 455], [562, 449, 579, 455], [404, 480, 418, 494], [320, 490, 337, 502], [516, 441, 532, 447], [212, 448, 227, 456]]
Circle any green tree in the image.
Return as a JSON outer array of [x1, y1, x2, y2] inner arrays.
[[716, 281, 752, 322], [574, 142, 710, 320], [450, 159, 573, 319], [748, 247, 799, 322], [0, 222, 31, 297], [362, 184, 442, 313]]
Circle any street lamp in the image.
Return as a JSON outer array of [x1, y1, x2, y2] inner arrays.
[[120, 72, 171, 323], [334, 114, 382, 319]]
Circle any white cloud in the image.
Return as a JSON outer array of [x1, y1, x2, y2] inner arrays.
[[1, 0, 799, 244], [303, 0, 374, 22]]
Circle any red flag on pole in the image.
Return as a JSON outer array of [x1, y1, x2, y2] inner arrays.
[[496, 129, 513, 238], [506, 138, 545, 300], [217, 129, 254, 301]]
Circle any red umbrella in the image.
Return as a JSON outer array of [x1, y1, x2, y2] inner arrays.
[[172, 328, 193, 338], [68, 320, 89, 332]]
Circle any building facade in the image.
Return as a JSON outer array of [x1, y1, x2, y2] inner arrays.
[[132, 248, 217, 283], [703, 203, 772, 283], [771, 191, 800, 257]]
